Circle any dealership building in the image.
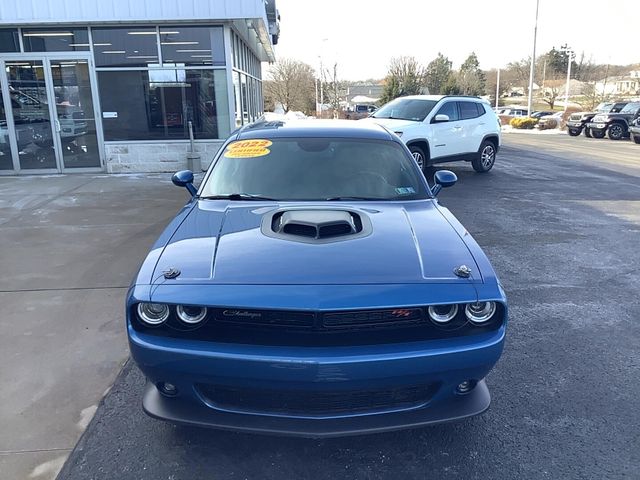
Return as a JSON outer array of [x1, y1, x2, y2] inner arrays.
[[0, 0, 279, 174]]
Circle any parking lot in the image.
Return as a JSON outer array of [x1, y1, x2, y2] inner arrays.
[[3, 133, 639, 480]]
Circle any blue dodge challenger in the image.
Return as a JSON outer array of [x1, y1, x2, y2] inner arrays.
[[127, 119, 507, 437]]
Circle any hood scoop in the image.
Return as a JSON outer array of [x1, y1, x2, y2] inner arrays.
[[262, 209, 372, 243]]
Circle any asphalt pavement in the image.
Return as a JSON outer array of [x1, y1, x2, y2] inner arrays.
[[44, 133, 640, 479]]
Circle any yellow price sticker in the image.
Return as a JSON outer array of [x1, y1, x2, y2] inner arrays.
[[224, 139, 272, 158]]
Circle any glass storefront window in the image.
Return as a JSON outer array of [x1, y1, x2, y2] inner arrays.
[[22, 28, 89, 52], [160, 26, 225, 66], [0, 88, 13, 170], [0, 28, 20, 53], [92, 27, 158, 67], [98, 69, 230, 141]]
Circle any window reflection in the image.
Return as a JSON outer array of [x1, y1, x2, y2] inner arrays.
[[160, 26, 225, 66], [0, 28, 20, 53], [22, 28, 89, 52], [98, 69, 230, 141], [92, 27, 158, 67]]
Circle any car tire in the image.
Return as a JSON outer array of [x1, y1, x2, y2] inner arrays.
[[584, 127, 592, 138], [472, 140, 496, 173], [568, 128, 581, 136], [632, 133, 640, 144], [607, 123, 625, 140], [591, 129, 605, 139], [408, 145, 428, 172]]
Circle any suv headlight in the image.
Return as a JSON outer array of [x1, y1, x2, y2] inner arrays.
[[394, 131, 403, 137]]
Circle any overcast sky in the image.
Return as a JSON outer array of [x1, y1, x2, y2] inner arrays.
[[272, 0, 638, 80]]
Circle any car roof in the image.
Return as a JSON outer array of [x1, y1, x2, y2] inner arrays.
[[388, 94, 483, 102], [236, 119, 395, 140]]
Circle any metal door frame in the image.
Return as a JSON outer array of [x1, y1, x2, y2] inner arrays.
[[0, 52, 105, 175]]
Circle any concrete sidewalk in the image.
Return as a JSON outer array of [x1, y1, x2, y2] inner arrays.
[[0, 174, 186, 480]]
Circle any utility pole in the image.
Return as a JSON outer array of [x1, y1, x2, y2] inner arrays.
[[495, 69, 500, 109], [527, 0, 540, 116]]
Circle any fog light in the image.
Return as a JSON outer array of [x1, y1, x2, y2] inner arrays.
[[158, 382, 178, 396], [456, 380, 476, 394]]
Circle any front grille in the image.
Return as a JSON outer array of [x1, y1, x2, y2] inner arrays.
[[132, 304, 505, 346], [196, 382, 439, 416], [569, 114, 582, 121]]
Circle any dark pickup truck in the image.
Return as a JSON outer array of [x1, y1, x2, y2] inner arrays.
[[566, 102, 627, 137], [586, 102, 640, 140]]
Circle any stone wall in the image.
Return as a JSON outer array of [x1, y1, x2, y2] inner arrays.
[[104, 141, 224, 173]]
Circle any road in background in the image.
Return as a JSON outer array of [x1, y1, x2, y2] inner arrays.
[[25, 133, 640, 479]]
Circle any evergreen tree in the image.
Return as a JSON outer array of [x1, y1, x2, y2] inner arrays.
[[426, 53, 453, 95], [458, 52, 486, 96]]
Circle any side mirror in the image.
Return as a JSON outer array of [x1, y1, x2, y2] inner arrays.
[[431, 170, 457, 196], [172, 170, 197, 197], [432, 114, 450, 123]]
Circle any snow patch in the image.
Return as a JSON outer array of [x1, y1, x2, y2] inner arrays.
[[29, 456, 67, 479]]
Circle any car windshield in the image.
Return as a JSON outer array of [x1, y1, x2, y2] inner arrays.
[[595, 102, 613, 112], [619, 103, 640, 114], [371, 98, 438, 121], [200, 138, 429, 201]]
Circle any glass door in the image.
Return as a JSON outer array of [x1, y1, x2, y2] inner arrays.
[[4, 60, 57, 170], [1, 56, 102, 173], [49, 59, 101, 169]]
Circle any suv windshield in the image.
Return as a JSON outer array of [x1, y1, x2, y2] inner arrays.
[[200, 138, 429, 201], [372, 98, 438, 121], [619, 102, 640, 114]]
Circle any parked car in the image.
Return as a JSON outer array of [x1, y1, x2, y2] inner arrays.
[[585, 102, 640, 140], [566, 102, 628, 137], [537, 111, 565, 130], [496, 107, 529, 117], [345, 104, 377, 120], [629, 117, 640, 144], [364, 95, 501, 173], [127, 120, 508, 437], [530, 111, 555, 119]]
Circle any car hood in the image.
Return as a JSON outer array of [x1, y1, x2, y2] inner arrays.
[[151, 201, 481, 285], [361, 117, 421, 131]]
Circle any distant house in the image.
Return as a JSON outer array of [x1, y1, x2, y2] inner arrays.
[[344, 84, 384, 105], [595, 71, 640, 96]]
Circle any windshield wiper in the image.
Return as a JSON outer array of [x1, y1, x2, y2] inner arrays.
[[325, 196, 385, 201], [200, 193, 278, 201]]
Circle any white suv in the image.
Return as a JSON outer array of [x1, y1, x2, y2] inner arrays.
[[363, 95, 501, 173]]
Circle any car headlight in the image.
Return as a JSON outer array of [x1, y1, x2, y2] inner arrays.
[[428, 304, 458, 324], [465, 301, 496, 324], [176, 305, 208, 324], [137, 303, 170, 325]]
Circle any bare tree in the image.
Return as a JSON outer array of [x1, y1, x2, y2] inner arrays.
[[264, 58, 316, 114]]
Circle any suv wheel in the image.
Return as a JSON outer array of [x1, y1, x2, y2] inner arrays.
[[632, 133, 640, 144], [568, 128, 581, 136], [591, 129, 605, 139], [607, 123, 625, 140], [584, 127, 592, 138], [472, 140, 496, 173], [409, 145, 428, 171]]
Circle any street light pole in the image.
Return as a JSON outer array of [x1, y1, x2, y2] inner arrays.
[[563, 46, 573, 112], [527, 0, 540, 116], [495, 68, 500, 109]]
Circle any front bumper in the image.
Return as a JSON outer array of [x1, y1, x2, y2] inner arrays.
[[129, 327, 505, 437], [585, 122, 607, 132]]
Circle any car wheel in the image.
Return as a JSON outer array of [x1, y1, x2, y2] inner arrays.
[[584, 127, 592, 138], [568, 128, 581, 136], [472, 140, 496, 173], [408, 145, 428, 171], [591, 129, 605, 139], [607, 123, 625, 140], [632, 133, 640, 144]]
